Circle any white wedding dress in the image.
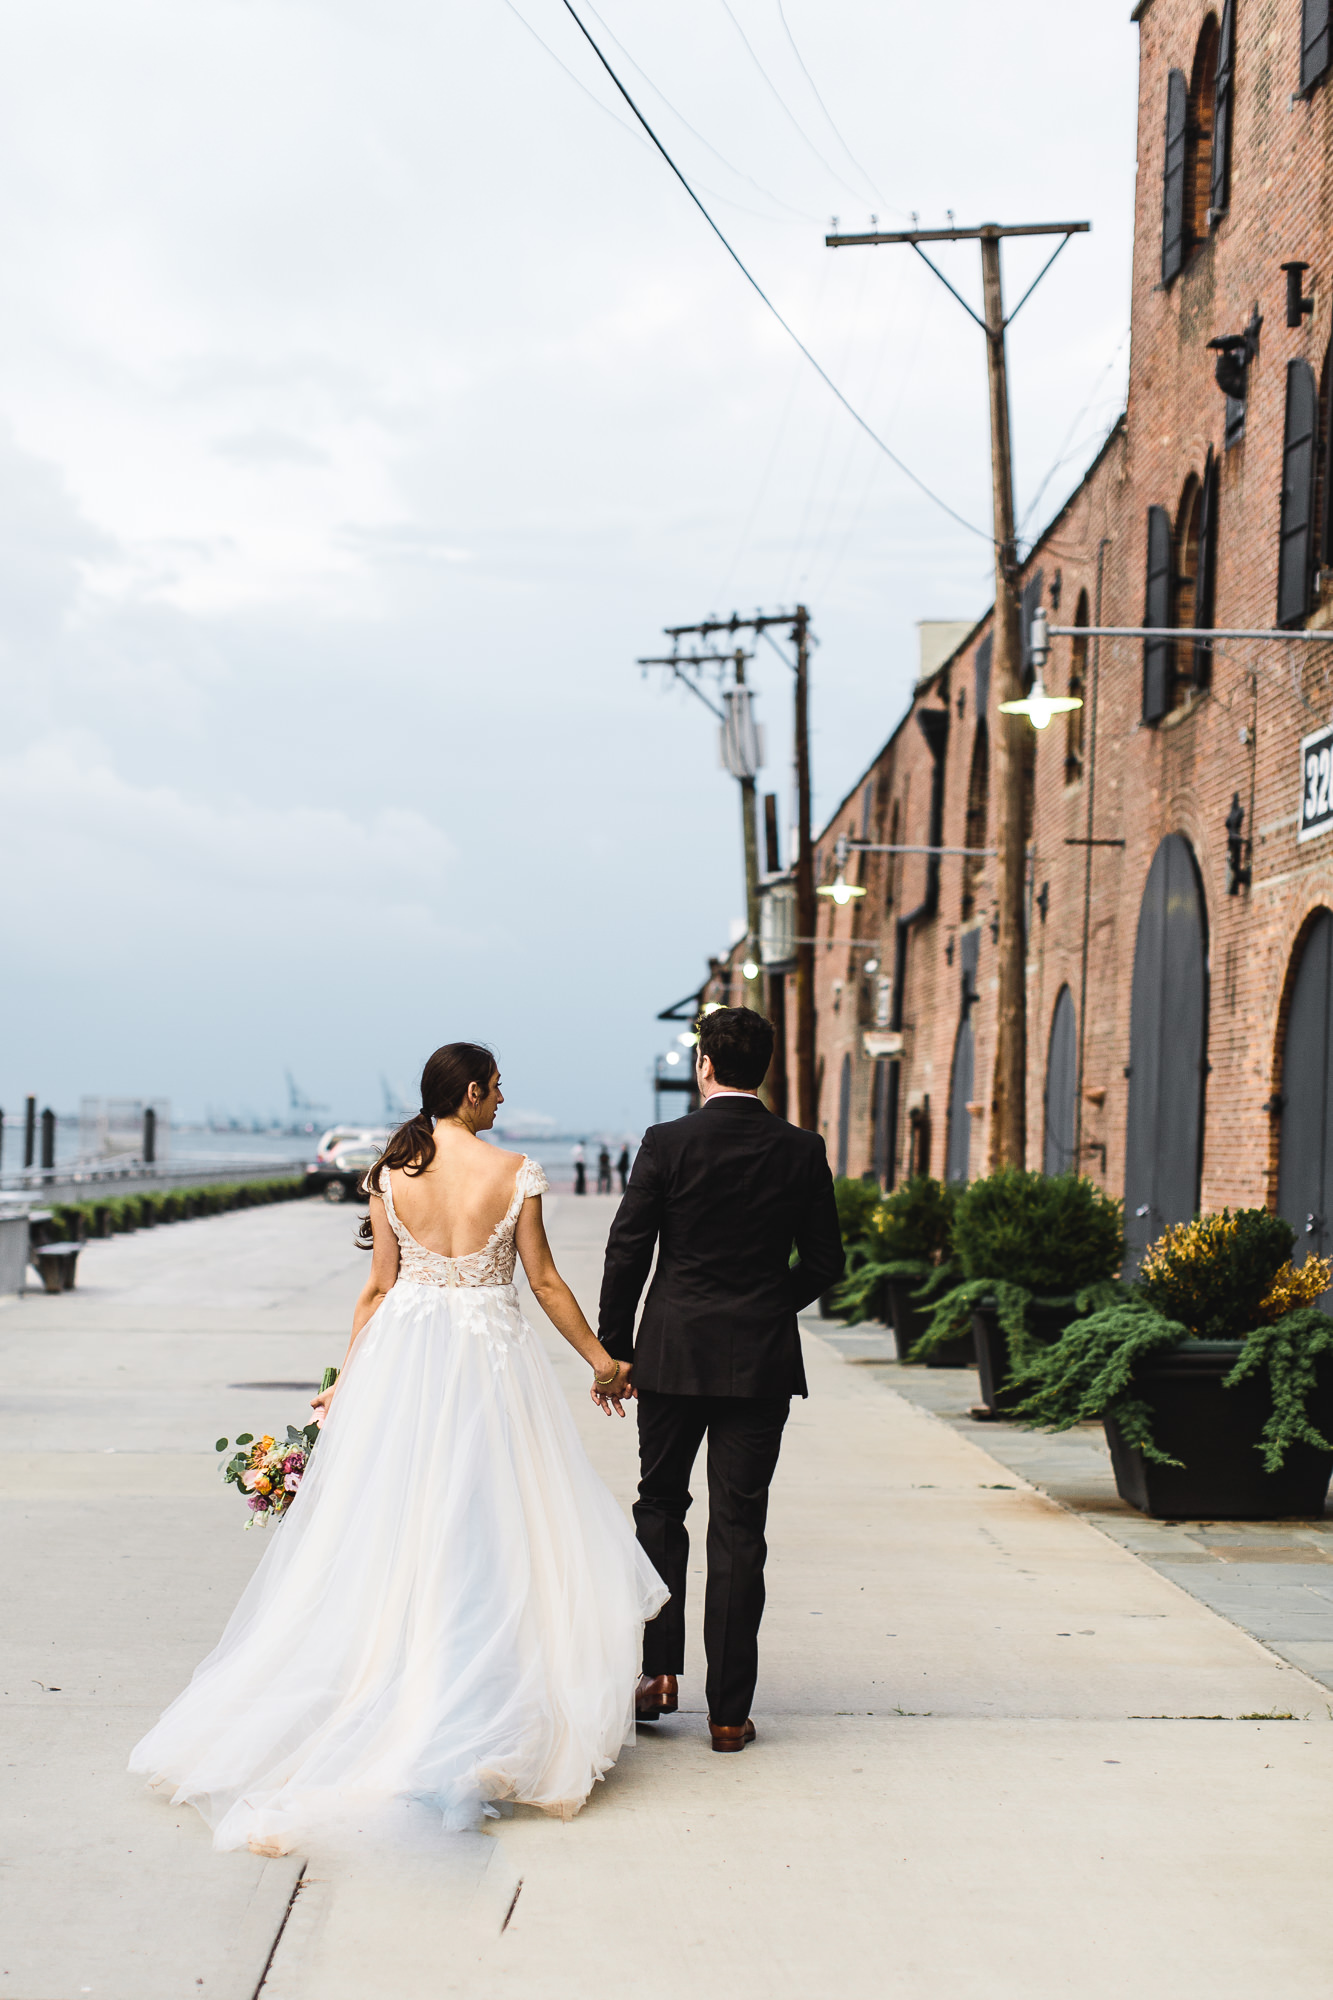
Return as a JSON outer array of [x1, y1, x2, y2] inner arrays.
[[130, 1157, 667, 1851]]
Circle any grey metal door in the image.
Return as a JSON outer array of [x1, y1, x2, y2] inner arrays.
[[1278, 910, 1333, 1262], [836, 1053, 852, 1179], [1124, 833, 1208, 1266], [945, 1018, 974, 1183], [1043, 985, 1077, 1174]]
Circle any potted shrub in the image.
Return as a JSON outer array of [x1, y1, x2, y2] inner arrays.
[[834, 1176, 969, 1364], [914, 1169, 1124, 1412], [822, 1177, 885, 1318], [1011, 1209, 1333, 1518]]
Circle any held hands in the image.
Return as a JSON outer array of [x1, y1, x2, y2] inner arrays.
[[310, 1385, 336, 1424], [590, 1359, 634, 1417]]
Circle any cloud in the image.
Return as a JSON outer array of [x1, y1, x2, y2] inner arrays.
[[0, 737, 458, 975]]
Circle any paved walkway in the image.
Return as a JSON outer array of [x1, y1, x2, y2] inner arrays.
[[3, 1199, 1332, 2000]]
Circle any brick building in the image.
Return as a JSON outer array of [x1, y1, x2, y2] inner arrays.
[[695, 0, 1333, 1266]]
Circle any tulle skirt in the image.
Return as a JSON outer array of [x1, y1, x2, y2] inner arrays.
[[129, 1280, 667, 1851]]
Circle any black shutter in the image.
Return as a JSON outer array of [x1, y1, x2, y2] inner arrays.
[[1020, 570, 1045, 683], [1194, 447, 1218, 686], [1161, 69, 1188, 285], [974, 635, 992, 718], [1211, 0, 1234, 216], [1302, 0, 1332, 93], [1323, 347, 1333, 569], [1143, 505, 1173, 723], [1278, 359, 1318, 627]]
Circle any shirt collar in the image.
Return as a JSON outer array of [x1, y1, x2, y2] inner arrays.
[[703, 1089, 761, 1104]]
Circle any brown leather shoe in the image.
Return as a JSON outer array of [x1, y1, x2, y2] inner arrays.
[[708, 1718, 756, 1753], [635, 1673, 679, 1722]]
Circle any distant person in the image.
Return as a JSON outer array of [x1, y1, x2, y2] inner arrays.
[[597, 1145, 613, 1195], [572, 1141, 587, 1196], [130, 1042, 664, 1848], [616, 1144, 630, 1194], [598, 1005, 841, 1755]]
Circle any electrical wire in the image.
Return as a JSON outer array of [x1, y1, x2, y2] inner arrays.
[[713, 0, 880, 207], [556, 0, 995, 546], [772, 0, 904, 218], [499, 0, 811, 223], [1017, 327, 1130, 543], [577, 0, 826, 222]]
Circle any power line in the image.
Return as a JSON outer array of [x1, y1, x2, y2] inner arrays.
[[1017, 326, 1131, 542], [499, 0, 814, 224], [578, 0, 825, 222], [555, 0, 995, 545], [713, 0, 879, 207], [771, 0, 902, 217]]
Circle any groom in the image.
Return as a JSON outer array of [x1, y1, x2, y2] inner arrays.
[[598, 1005, 842, 1751]]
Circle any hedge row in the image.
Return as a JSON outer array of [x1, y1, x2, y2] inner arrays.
[[37, 1177, 309, 1243]]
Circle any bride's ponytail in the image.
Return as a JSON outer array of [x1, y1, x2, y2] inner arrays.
[[357, 1042, 498, 1248]]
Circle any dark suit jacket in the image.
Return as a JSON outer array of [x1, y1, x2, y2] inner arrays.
[[597, 1096, 844, 1398]]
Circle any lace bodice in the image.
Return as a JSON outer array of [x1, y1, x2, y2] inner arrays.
[[378, 1157, 549, 1288]]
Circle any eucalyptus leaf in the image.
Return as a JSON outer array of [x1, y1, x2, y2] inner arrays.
[[236, 1433, 254, 1446], [215, 1438, 228, 1452]]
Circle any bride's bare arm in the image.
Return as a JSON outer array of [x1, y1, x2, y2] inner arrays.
[[515, 1197, 633, 1415], [311, 1195, 399, 1417]]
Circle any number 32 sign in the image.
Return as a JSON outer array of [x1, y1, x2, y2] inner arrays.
[[1300, 724, 1333, 842]]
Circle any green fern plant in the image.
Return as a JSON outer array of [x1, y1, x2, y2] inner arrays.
[[1010, 1209, 1333, 1471], [832, 1175, 959, 1325], [911, 1169, 1124, 1364]]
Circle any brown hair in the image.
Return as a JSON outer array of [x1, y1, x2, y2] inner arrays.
[[357, 1041, 496, 1247], [697, 1006, 774, 1089]]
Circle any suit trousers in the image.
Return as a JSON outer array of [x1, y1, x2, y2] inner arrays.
[[634, 1389, 791, 1726]]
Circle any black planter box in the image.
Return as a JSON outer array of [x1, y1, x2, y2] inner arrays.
[[886, 1281, 971, 1366], [1103, 1339, 1333, 1519], [971, 1299, 1077, 1417]]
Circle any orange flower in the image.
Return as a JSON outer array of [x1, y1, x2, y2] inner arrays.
[[256, 1475, 272, 1494]]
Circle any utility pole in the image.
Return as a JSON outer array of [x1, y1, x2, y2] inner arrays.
[[826, 219, 1089, 1167], [646, 606, 817, 1129]]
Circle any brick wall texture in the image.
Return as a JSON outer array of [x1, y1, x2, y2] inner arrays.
[[723, 0, 1333, 1244]]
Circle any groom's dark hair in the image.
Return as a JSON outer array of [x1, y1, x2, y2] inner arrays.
[[697, 1007, 774, 1090]]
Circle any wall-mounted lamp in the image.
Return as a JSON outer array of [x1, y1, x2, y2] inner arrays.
[[818, 831, 867, 904], [1280, 260, 1314, 328], [741, 956, 760, 980], [1225, 792, 1252, 894], [997, 607, 1083, 730]]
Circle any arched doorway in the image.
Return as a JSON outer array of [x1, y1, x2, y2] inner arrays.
[[835, 1054, 852, 1178], [1044, 985, 1077, 1174], [945, 1018, 974, 1184], [1278, 910, 1333, 1262], [1124, 833, 1208, 1265]]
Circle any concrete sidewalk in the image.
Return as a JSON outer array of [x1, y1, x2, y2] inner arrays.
[[3, 1196, 1331, 2000]]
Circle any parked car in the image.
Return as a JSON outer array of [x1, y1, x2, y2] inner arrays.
[[306, 1143, 382, 1203], [313, 1126, 389, 1166]]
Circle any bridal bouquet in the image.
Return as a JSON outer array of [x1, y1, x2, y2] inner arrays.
[[216, 1367, 338, 1526]]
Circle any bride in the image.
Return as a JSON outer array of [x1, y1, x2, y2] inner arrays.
[[130, 1042, 667, 1852]]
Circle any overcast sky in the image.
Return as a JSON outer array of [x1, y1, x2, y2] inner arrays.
[[0, 0, 1138, 1137]]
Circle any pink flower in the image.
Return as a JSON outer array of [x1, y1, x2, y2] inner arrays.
[[284, 1471, 301, 1492], [241, 1469, 261, 1490], [282, 1453, 304, 1475], [247, 1493, 269, 1512]]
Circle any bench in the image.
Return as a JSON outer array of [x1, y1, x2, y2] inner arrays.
[[32, 1242, 81, 1294]]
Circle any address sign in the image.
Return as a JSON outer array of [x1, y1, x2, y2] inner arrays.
[[1299, 723, 1333, 843]]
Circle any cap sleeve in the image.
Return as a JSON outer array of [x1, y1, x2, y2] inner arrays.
[[521, 1158, 550, 1199]]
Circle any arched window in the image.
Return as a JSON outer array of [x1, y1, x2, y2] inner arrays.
[[1163, 16, 1227, 284], [1277, 910, 1333, 1264], [1044, 987, 1078, 1175], [961, 724, 989, 921], [1186, 18, 1220, 247], [884, 798, 900, 913], [1066, 590, 1088, 783], [1124, 834, 1209, 1266], [1174, 474, 1203, 703]]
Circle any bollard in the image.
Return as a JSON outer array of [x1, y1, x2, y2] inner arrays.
[[143, 1106, 156, 1165], [23, 1096, 35, 1170], [40, 1108, 55, 1172]]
